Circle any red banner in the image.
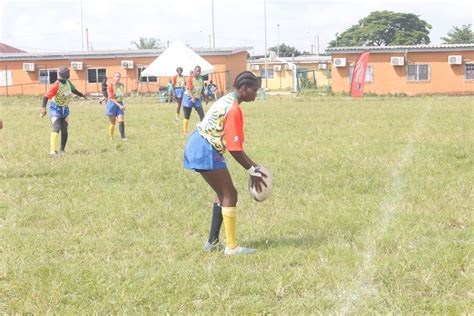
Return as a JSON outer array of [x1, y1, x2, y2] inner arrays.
[[350, 50, 370, 97]]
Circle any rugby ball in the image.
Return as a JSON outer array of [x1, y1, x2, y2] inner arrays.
[[248, 166, 273, 202]]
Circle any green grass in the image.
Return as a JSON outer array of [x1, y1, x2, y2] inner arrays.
[[0, 95, 472, 313]]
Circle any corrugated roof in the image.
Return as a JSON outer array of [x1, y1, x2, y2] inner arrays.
[[326, 43, 474, 54], [248, 55, 331, 65], [0, 47, 251, 61], [0, 43, 27, 53]]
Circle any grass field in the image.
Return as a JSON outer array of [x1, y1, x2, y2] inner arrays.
[[0, 95, 472, 314]]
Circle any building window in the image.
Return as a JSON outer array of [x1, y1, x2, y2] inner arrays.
[[88, 68, 107, 83], [349, 65, 373, 83], [407, 64, 430, 81], [297, 68, 309, 79], [39, 69, 58, 84], [465, 63, 474, 80], [260, 69, 274, 79], [137, 67, 157, 82], [0, 70, 12, 86]]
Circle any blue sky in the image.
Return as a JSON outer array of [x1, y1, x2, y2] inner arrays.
[[0, 0, 472, 54]]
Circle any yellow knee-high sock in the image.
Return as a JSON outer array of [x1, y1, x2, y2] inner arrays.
[[50, 132, 59, 153], [108, 123, 115, 139], [222, 207, 237, 249], [55, 132, 60, 151], [183, 119, 189, 134]]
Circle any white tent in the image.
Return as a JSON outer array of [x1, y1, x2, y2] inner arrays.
[[141, 41, 214, 77]]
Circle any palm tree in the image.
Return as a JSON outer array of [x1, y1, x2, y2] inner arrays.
[[131, 37, 162, 49]]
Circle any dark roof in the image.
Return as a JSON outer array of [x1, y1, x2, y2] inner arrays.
[[0, 47, 251, 61], [0, 43, 27, 54], [326, 43, 474, 54]]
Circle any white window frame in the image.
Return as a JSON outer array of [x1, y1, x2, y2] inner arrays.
[[349, 65, 373, 84], [260, 69, 274, 79], [0, 70, 12, 86], [137, 66, 158, 83], [407, 64, 430, 82], [39, 69, 58, 84], [87, 68, 107, 83], [464, 63, 474, 80]]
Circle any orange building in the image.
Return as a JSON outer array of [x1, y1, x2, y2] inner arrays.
[[327, 44, 474, 96], [0, 47, 249, 96]]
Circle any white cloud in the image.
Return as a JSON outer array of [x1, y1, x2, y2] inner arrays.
[[1, 0, 473, 54]]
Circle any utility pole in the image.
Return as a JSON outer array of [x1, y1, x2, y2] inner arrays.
[[317, 34, 320, 56], [277, 24, 280, 57], [264, 0, 268, 88], [211, 0, 216, 48], [80, 0, 84, 50], [86, 28, 89, 51], [209, 34, 212, 48]]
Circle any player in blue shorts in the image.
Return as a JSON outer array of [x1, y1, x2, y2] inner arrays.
[[172, 67, 186, 120], [182, 65, 205, 134], [105, 72, 127, 140], [183, 71, 267, 255], [40, 66, 86, 157]]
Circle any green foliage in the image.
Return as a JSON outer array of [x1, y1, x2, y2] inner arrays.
[[131, 37, 162, 49], [0, 96, 472, 313], [441, 24, 474, 44], [269, 43, 302, 57], [328, 11, 432, 47]]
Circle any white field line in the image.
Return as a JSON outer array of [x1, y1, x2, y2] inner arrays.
[[336, 104, 432, 314]]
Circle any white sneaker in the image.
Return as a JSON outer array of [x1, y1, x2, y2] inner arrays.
[[203, 241, 223, 252], [120, 137, 128, 141], [224, 246, 256, 255], [48, 151, 58, 158]]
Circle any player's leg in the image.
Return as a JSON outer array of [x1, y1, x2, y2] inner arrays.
[[60, 117, 69, 152], [182, 106, 192, 135], [200, 169, 256, 255]]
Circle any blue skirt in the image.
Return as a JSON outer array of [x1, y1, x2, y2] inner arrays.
[[184, 131, 226, 172], [183, 95, 202, 108], [49, 101, 69, 119], [174, 87, 184, 98], [105, 100, 124, 116]]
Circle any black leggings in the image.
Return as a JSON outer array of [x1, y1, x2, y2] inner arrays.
[[183, 106, 204, 121]]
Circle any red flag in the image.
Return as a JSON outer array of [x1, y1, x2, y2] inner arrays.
[[350, 50, 370, 97]]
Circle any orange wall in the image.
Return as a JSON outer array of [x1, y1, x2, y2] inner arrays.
[[0, 53, 246, 96], [331, 50, 474, 95]]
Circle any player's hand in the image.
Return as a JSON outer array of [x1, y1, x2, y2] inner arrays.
[[250, 174, 268, 193], [40, 108, 47, 117], [120, 106, 126, 111], [249, 166, 268, 193]]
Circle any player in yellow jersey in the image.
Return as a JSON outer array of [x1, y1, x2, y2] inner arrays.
[[182, 65, 205, 134], [105, 72, 127, 140], [172, 67, 186, 120], [184, 71, 267, 255], [40, 66, 86, 157]]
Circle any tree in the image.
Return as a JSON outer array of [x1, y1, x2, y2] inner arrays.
[[328, 11, 431, 47], [131, 37, 162, 49], [269, 43, 302, 57], [441, 24, 474, 44]]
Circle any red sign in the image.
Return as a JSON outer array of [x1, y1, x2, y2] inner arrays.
[[350, 50, 370, 97]]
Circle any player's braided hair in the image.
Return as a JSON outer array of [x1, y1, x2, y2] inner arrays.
[[234, 71, 261, 89]]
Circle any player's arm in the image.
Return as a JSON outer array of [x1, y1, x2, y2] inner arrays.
[[225, 107, 267, 192], [41, 81, 59, 117], [186, 76, 195, 101], [70, 82, 86, 99], [108, 84, 124, 109]]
